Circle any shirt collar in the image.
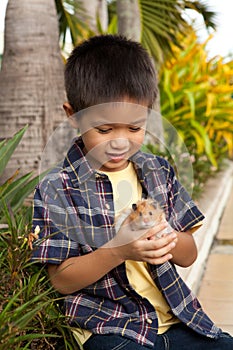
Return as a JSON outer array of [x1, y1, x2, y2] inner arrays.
[[63, 137, 102, 186], [130, 150, 159, 171]]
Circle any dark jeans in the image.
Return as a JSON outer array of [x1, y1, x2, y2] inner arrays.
[[83, 324, 233, 350]]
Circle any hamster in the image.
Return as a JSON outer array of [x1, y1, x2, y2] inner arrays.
[[115, 198, 168, 237], [128, 198, 165, 231]]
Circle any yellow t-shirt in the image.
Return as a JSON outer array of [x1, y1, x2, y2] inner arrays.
[[103, 162, 179, 334], [74, 161, 179, 343]]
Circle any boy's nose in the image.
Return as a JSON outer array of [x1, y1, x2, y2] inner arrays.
[[109, 138, 130, 150]]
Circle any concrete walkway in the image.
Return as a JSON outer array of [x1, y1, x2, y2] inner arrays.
[[197, 172, 233, 335], [175, 161, 233, 335], [177, 161, 233, 292]]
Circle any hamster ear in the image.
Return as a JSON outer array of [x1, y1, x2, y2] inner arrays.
[[132, 203, 137, 211]]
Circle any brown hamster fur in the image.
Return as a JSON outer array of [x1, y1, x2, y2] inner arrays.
[[128, 199, 165, 231], [115, 198, 166, 234]]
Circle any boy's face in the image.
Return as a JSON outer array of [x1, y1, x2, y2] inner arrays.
[[65, 101, 148, 172]]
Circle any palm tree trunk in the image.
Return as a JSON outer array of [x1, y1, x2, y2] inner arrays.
[[117, 0, 141, 41], [76, 0, 108, 32], [0, 0, 65, 178]]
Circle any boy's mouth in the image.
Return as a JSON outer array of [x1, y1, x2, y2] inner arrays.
[[106, 152, 128, 162]]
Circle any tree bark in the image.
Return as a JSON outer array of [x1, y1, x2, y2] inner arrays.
[[0, 0, 66, 178], [117, 0, 141, 41], [76, 0, 108, 32]]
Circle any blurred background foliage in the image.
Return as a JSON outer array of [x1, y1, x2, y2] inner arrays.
[[158, 29, 233, 195], [160, 29, 233, 164], [56, 0, 217, 65]]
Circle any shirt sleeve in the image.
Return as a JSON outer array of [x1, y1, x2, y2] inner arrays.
[[31, 182, 82, 265], [165, 161, 205, 232]]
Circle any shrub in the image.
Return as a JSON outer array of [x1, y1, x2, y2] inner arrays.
[[0, 203, 79, 350], [159, 29, 233, 168], [0, 127, 81, 349]]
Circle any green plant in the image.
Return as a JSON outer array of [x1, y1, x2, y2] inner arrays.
[[0, 127, 82, 349], [56, 0, 217, 66], [159, 29, 233, 168], [0, 202, 80, 350], [0, 126, 42, 218]]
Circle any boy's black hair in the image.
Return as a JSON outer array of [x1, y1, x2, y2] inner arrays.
[[65, 35, 158, 112]]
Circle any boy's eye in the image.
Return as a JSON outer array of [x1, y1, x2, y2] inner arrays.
[[95, 128, 111, 134], [129, 126, 141, 132]]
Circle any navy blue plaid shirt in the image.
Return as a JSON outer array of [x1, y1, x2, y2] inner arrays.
[[32, 137, 221, 348]]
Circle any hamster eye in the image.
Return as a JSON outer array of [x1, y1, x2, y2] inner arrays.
[[149, 211, 153, 216], [139, 212, 143, 216]]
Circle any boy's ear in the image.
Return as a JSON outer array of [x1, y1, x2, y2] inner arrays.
[[63, 102, 79, 129], [63, 102, 74, 117]]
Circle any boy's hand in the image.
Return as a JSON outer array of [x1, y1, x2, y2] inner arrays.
[[105, 221, 177, 265], [47, 221, 179, 294]]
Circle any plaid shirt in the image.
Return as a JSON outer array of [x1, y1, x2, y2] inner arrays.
[[32, 137, 221, 348]]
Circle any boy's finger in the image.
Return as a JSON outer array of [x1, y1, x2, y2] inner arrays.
[[143, 233, 177, 250], [140, 239, 176, 266], [144, 222, 168, 239]]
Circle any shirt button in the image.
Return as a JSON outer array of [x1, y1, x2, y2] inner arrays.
[[105, 203, 110, 210], [146, 318, 153, 324]]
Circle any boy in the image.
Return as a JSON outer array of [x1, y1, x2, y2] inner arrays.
[[32, 35, 233, 349]]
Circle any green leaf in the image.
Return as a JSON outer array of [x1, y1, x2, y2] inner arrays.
[[10, 174, 41, 212], [185, 91, 195, 117], [55, 0, 91, 47], [0, 199, 15, 233], [0, 139, 6, 150], [107, 15, 118, 35], [0, 125, 28, 177], [190, 119, 217, 167], [1, 172, 33, 200]]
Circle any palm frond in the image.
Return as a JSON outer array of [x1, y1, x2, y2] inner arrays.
[[185, 1, 217, 30], [139, 0, 217, 65], [140, 0, 188, 64], [55, 0, 90, 47]]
